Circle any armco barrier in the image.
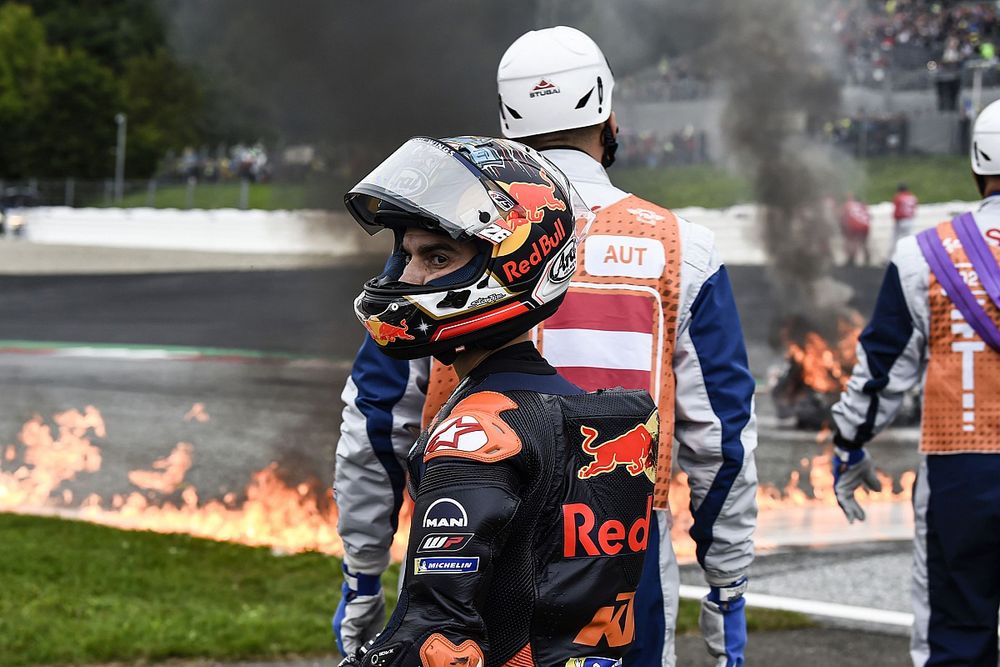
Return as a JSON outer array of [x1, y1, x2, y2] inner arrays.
[[674, 200, 975, 265], [17, 201, 978, 265], [20, 207, 389, 256]]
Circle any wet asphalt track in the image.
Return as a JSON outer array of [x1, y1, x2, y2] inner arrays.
[[0, 263, 886, 367]]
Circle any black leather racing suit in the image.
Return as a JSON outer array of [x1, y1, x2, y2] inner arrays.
[[352, 342, 658, 667]]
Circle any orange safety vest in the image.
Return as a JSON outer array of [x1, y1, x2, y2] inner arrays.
[[422, 195, 682, 508], [923, 221, 1000, 453]]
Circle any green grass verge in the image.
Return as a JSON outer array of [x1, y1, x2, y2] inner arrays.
[[110, 182, 308, 210], [0, 513, 393, 666], [0, 513, 809, 665], [94, 155, 978, 212], [675, 593, 815, 635], [615, 154, 977, 209]]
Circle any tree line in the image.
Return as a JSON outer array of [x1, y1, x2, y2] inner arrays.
[[0, 1, 263, 180]]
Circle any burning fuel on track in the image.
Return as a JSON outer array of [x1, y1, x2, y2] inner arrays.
[[0, 404, 913, 561]]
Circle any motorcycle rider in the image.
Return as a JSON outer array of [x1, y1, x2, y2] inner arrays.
[[831, 99, 1000, 666], [334, 27, 759, 667], [340, 135, 659, 667]]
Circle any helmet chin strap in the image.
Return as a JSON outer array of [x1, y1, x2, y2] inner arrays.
[[601, 121, 618, 169]]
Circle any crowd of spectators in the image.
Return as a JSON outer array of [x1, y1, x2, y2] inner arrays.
[[162, 143, 272, 183], [829, 0, 1000, 88], [615, 55, 712, 103], [826, 112, 911, 155], [613, 1, 1000, 105], [616, 127, 710, 168]]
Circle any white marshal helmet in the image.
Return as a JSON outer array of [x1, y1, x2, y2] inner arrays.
[[497, 26, 614, 139], [971, 99, 1000, 175]]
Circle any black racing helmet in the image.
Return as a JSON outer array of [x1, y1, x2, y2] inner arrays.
[[345, 135, 592, 361]]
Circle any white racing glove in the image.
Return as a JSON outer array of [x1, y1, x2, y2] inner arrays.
[[700, 576, 748, 667], [832, 445, 882, 523], [333, 563, 386, 657]]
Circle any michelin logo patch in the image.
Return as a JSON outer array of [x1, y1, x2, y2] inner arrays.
[[413, 557, 480, 575]]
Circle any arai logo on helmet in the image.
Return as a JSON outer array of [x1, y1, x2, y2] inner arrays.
[[388, 167, 429, 198], [548, 236, 576, 284]]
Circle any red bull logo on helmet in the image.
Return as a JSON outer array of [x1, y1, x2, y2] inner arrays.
[[577, 413, 657, 482], [363, 316, 416, 346], [504, 169, 566, 226], [501, 218, 567, 282]]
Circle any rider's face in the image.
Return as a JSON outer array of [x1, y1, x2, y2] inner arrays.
[[398, 228, 478, 285]]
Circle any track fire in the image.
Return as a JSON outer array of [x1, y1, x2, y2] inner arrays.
[[771, 313, 864, 429], [0, 405, 913, 563]]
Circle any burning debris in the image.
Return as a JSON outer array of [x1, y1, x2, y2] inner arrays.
[[709, 0, 868, 430], [770, 312, 863, 429]]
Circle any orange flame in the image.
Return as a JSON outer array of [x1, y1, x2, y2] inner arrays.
[[1, 406, 908, 564], [785, 314, 863, 394], [0, 406, 417, 560], [668, 450, 912, 561], [184, 403, 210, 423], [0, 407, 103, 507], [127, 443, 193, 493]]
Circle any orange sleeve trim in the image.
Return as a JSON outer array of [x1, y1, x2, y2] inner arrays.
[[424, 391, 522, 464]]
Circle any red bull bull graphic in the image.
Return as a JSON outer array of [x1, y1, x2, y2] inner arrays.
[[505, 169, 567, 226], [363, 316, 416, 346], [577, 412, 658, 482]]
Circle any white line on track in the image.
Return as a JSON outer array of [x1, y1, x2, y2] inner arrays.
[[678, 584, 914, 627]]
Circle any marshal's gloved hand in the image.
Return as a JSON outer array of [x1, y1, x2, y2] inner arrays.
[[832, 445, 882, 523], [700, 576, 748, 667], [333, 563, 386, 657]]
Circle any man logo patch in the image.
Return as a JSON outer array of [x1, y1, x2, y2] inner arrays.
[[422, 498, 469, 528], [414, 557, 480, 575], [418, 533, 473, 552]]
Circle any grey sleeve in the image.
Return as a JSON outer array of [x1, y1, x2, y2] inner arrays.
[[673, 235, 758, 586], [334, 338, 429, 574], [832, 239, 929, 446]]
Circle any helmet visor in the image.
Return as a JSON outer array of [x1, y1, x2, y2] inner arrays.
[[345, 137, 514, 241]]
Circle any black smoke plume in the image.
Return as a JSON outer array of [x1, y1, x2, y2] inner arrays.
[[711, 0, 855, 332]]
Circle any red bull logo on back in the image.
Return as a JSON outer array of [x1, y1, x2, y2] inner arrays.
[[577, 414, 657, 482]]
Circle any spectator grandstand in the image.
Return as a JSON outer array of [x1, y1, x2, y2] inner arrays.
[[830, 0, 1000, 89], [614, 1, 1000, 105]]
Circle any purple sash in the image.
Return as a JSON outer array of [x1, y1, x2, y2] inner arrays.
[[917, 215, 1000, 353], [953, 212, 1000, 312]]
